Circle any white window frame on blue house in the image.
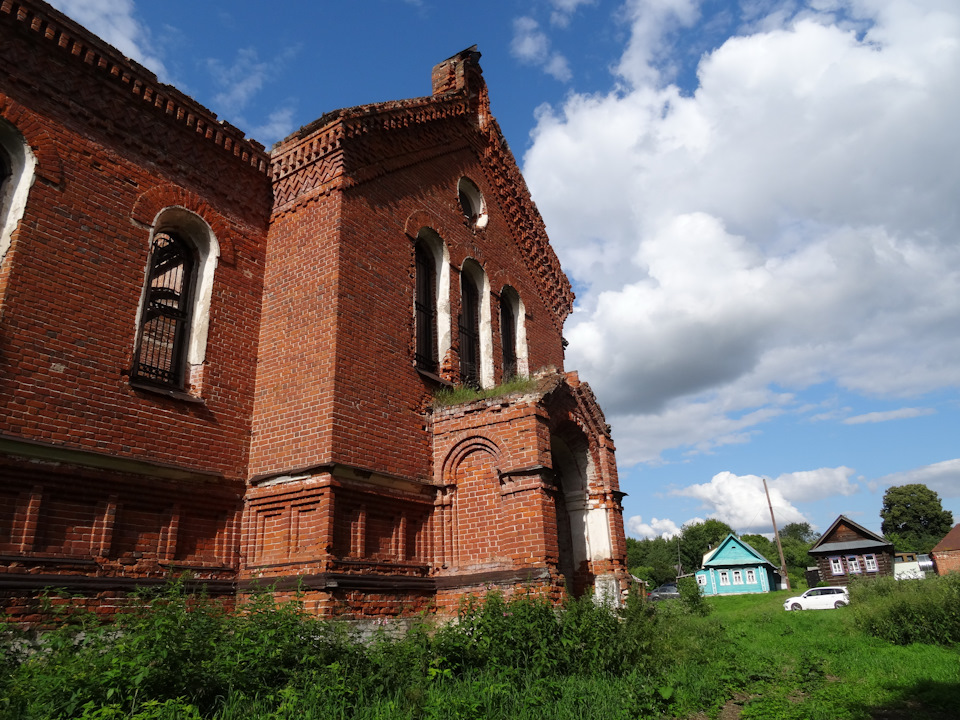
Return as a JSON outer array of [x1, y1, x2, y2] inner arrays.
[[696, 574, 706, 586], [732, 570, 743, 584], [719, 571, 730, 586], [746, 569, 756, 584], [830, 556, 844, 575]]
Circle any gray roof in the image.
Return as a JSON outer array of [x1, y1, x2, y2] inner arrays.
[[809, 539, 891, 555]]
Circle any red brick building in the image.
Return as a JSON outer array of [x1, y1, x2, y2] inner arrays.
[[931, 524, 960, 575], [0, 0, 628, 620]]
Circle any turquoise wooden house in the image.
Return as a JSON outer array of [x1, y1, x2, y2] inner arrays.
[[695, 534, 782, 596]]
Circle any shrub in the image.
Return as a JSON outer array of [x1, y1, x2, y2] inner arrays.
[[851, 573, 960, 645]]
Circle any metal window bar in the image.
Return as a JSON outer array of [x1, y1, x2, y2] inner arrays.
[[414, 244, 438, 373], [132, 231, 195, 388], [459, 276, 480, 387]]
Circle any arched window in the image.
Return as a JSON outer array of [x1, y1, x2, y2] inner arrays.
[[415, 241, 438, 373], [459, 259, 493, 388], [132, 231, 196, 387], [457, 177, 488, 230], [499, 285, 528, 380], [413, 229, 451, 378], [459, 272, 481, 387], [132, 208, 219, 394], [0, 119, 37, 266]]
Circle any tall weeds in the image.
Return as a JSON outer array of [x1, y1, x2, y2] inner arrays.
[[0, 583, 721, 719], [850, 573, 960, 645]]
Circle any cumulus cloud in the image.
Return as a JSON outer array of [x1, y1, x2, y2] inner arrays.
[[46, 0, 166, 77], [671, 466, 857, 532], [844, 407, 937, 425], [511, 17, 573, 82], [524, 0, 960, 464], [626, 515, 682, 539], [875, 459, 960, 499]]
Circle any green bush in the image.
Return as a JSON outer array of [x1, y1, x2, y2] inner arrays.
[[851, 573, 960, 645]]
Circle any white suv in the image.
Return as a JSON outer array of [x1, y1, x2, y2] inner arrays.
[[783, 586, 849, 611]]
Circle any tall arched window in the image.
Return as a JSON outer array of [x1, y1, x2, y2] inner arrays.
[[500, 291, 517, 380], [499, 285, 528, 380], [131, 208, 219, 394], [132, 231, 196, 388], [0, 119, 37, 266], [459, 272, 481, 387], [459, 259, 493, 388], [413, 229, 451, 378], [415, 241, 438, 373]]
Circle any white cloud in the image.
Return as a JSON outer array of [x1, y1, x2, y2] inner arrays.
[[844, 407, 936, 425], [673, 471, 806, 531], [875, 458, 960, 499], [671, 467, 857, 531], [770, 466, 859, 503], [250, 106, 297, 147], [549, 0, 596, 27], [46, 0, 166, 78], [511, 16, 573, 82], [626, 515, 682, 539], [524, 0, 960, 465]]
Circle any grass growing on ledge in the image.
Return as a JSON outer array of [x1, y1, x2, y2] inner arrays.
[[433, 376, 540, 407]]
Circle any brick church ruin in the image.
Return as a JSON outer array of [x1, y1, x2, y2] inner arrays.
[[0, 0, 629, 619]]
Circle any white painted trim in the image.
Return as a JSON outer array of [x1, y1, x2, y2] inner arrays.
[[417, 229, 451, 366], [461, 259, 493, 388], [0, 120, 37, 266]]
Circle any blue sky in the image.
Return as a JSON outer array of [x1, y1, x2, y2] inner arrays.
[[48, 0, 960, 541]]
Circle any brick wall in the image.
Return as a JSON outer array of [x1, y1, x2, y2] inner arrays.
[[0, 1, 271, 480]]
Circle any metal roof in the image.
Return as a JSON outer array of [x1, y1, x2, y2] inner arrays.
[[809, 539, 891, 554]]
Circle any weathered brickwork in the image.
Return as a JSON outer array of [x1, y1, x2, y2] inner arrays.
[[931, 524, 960, 575], [1, 2, 628, 621]]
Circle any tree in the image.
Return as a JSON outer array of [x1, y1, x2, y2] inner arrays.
[[740, 533, 778, 564], [880, 484, 954, 553], [679, 519, 734, 574], [625, 536, 677, 585], [779, 522, 819, 544]]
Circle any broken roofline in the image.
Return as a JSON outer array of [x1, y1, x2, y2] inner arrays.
[[269, 47, 575, 329]]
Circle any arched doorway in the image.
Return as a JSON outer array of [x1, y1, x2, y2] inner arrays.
[[550, 427, 611, 597]]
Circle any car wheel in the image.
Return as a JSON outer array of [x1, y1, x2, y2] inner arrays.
[[834, 600, 847, 609], [790, 602, 802, 611]]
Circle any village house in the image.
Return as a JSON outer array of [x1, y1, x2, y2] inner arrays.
[[0, 0, 629, 620], [808, 515, 894, 586], [694, 534, 782, 596]]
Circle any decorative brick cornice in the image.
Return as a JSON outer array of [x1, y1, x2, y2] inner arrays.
[[269, 58, 574, 327], [0, 0, 269, 173]]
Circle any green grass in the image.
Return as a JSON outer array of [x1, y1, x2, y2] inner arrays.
[[1, 580, 958, 719], [432, 376, 540, 407], [698, 588, 960, 719]]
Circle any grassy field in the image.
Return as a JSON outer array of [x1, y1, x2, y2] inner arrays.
[[697, 589, 960, 719], [1, 578, 958, 719]]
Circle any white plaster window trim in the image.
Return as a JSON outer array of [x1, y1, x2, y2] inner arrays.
[[457, 176, 488, 231], [132, 207, 219, 395], [461, 258, 493, 388], [416, 229, 451, 370], [0, 120, 37, 266]]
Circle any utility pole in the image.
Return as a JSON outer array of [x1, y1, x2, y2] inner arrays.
[[764, 477, 791, 590]]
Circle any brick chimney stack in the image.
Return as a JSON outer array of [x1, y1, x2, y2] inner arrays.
[[431, 46, 483, 96]]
